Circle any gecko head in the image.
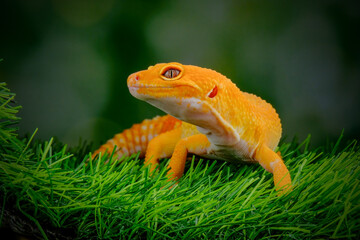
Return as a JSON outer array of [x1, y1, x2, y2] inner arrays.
[[127, 62, 231, 120]]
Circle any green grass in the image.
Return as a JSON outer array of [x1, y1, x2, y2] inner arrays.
[[1, 82, 360, 239]]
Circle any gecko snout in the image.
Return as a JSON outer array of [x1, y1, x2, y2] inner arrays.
[[127, 72, 141, 86]]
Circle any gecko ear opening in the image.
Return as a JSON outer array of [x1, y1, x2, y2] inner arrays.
[[207, 86, 218, 98], [160, 64, 184, 81]]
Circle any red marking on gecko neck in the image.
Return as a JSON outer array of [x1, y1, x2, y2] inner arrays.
[[208, 86, 218, 98]]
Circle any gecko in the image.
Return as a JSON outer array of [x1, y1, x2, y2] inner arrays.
[[93, 62, 292, 193]]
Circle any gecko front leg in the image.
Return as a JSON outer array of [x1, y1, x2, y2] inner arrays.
[[145, 127, 182, 172], [254, 144, 292, 194], [167, 134, 211, 181]]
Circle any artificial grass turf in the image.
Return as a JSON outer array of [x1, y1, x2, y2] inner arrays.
[[0, 82, 360, 239]]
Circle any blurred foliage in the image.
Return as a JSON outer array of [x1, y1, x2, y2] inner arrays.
[[0, 0, 359, 148]]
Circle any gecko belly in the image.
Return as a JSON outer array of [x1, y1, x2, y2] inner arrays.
[[202, 139, 258, 164]]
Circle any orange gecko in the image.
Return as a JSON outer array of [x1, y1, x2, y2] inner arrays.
[[93, 62, 292, 193]]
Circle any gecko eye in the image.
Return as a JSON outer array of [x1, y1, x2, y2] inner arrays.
[[160, 65, 183, 81], [163, 69, 180, 78]]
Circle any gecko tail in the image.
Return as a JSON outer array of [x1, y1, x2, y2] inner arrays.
[[92, 115, 182, 160]]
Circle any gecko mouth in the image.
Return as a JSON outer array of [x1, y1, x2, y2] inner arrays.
[[129, 83, 201, 91], [128, 86, 175, 98], [129, 86, 173, 89]]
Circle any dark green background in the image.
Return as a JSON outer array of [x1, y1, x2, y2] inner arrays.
[[1, 0, 359, 148]]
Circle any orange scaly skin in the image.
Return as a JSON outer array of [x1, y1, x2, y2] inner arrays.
[[92, 115, 182, 158], [94, 62, 292, 193]]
